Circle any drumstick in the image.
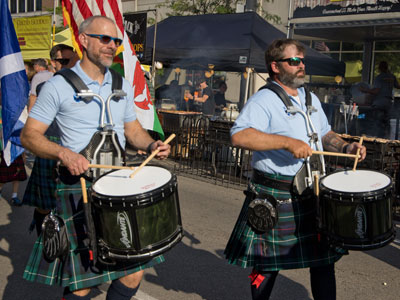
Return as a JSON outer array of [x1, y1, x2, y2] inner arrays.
[[88, 164, 135, 170], [80, 177, 88, 204], [312, 150, 359, 159], [352, 136, 364, 171], [129, 134, 176, 179], [314, 174, 319, 197]]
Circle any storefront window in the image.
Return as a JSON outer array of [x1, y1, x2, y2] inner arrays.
[[375, 41, 400, 51], [10, 0, 17, 13], [342, 42, 363, 51], [18, 0, 25, 13], [27, 0, 34, 12], [374, 41, 400, 80]]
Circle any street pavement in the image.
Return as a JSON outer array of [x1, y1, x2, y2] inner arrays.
[[0, 162, 399, 300]]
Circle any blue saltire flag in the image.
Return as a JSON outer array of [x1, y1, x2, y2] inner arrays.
[[0, 0, 29, 165]]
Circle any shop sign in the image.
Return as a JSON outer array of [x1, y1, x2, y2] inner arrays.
[[124, 12, 147, 61], [293, 0, 400, 19], [12, 15, 52, 51]]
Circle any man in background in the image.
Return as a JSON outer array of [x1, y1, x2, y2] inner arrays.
[[28, 58, 53, 111]]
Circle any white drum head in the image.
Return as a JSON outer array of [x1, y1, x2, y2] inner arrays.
[[321, 170, 391, 193], [92, 166, 172, 196]]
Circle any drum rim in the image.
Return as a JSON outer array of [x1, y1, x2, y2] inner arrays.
[[320, 168, 393, 199], [98, 227, 183, 256], [321, 227, 396, 251], [90, 166, 177, 206]]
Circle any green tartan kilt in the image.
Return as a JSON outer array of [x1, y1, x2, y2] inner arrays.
[[23, 136, 60, 210], [224, 173, 345, 271], [23, 181, 164, 291]]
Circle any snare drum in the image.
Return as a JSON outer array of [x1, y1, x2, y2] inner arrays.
[[89, 166, 183, 263], [319, 169, 395, 250]]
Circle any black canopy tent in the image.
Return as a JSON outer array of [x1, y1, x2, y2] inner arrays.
[[144, 12, 345, 77]]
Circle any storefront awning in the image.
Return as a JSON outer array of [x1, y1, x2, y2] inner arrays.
[[294, 18, 400, 42]]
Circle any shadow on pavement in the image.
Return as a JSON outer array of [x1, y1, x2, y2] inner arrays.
[[144, 230, 311, 300], [364, 223, 400, 269]]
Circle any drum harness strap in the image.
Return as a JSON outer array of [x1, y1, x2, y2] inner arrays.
[[258, 79, 326, 193], [246, 81, 327, 233], [55, 68, 127, 181]]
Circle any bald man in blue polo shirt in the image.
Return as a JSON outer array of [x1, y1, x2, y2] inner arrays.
[[224, 39, 366, 300], [21, 16, 170, 300]]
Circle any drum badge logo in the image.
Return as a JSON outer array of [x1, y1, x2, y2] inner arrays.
[[354, 205, 367, 238], [117, 211, 133, 248]]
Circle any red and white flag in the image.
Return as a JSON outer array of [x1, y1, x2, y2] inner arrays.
[[61, 0, 163, 137]]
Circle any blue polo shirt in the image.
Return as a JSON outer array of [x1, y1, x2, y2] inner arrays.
[[231, 84, 331, 176], [29, 61, 136, 153]]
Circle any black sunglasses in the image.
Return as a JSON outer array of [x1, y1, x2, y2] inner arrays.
[[55, 58, 70, 65], [85, 33, 122, 47], [277, 57, 305, 66]]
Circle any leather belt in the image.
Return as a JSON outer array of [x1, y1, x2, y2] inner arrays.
[[252, 169, 292, 192]]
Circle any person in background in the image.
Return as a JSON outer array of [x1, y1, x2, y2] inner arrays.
[[24, 62, 36, 84], [0, 97, 27, 206], [21, 16, 170, 300], [50, 44, 80, 72], [224, 38, 366, 300], [23, 43, 79, 235], [187, 77, 216, 116], [360, 61, 400, 138], [28, 58, 53, 112], [214, 81, 227, 114]]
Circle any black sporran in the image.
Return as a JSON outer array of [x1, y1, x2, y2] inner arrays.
[[42, 212, 70, 262], [247, 193, 279, 233]]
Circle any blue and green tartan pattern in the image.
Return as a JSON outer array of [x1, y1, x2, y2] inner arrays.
[[224, 172, 344, 271], [23, 182, 164, 291], [22, 136, 61, 209]]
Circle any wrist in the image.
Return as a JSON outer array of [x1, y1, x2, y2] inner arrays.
[[342, 143, 349, 154], [146, 141, 156, 155]]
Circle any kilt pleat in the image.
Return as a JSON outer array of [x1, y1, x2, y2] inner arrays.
[[23, 182, 164, 291], [224, 173, 344, 271]]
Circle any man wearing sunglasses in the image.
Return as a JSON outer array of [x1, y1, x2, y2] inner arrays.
[[21, 16, 170, 300], [225, 39, 366, 300], [50, 44, 79, 73]]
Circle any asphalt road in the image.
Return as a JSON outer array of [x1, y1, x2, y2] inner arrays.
[[0, 163, 399, 300]]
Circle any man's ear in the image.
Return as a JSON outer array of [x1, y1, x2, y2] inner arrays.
[[78, 33, 87, 49], [270, 61, 280, 74]]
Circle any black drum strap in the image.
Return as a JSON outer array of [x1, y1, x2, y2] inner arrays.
[[258, 80, 312, 111], [55, 69, 93, 103], [55, 68, 124, 102]]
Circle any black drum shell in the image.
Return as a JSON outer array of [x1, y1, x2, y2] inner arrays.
[[318, 169, 395, 251], [89, 168, 183, 261]]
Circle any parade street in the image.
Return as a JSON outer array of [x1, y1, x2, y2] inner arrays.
[[0, 163, 399, 300]]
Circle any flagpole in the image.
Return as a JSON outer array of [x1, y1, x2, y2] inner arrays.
[[151, 8, 158, 86], [52, 0, 57, 46]]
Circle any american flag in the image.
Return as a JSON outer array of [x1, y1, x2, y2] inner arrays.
[[61, 0, 163, 137]]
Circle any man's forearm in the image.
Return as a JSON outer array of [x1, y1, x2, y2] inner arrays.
[[322, 131, 348, 153], [21, 127, 66, 160], [125, 122, 155, 151], [231, 128, 289, 151]]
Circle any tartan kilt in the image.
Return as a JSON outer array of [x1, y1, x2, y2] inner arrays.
[[23, 135, 60, 209], [23, 181, 164, 291], [224, 173, 344, 271], [0, 153, 27, 183]]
